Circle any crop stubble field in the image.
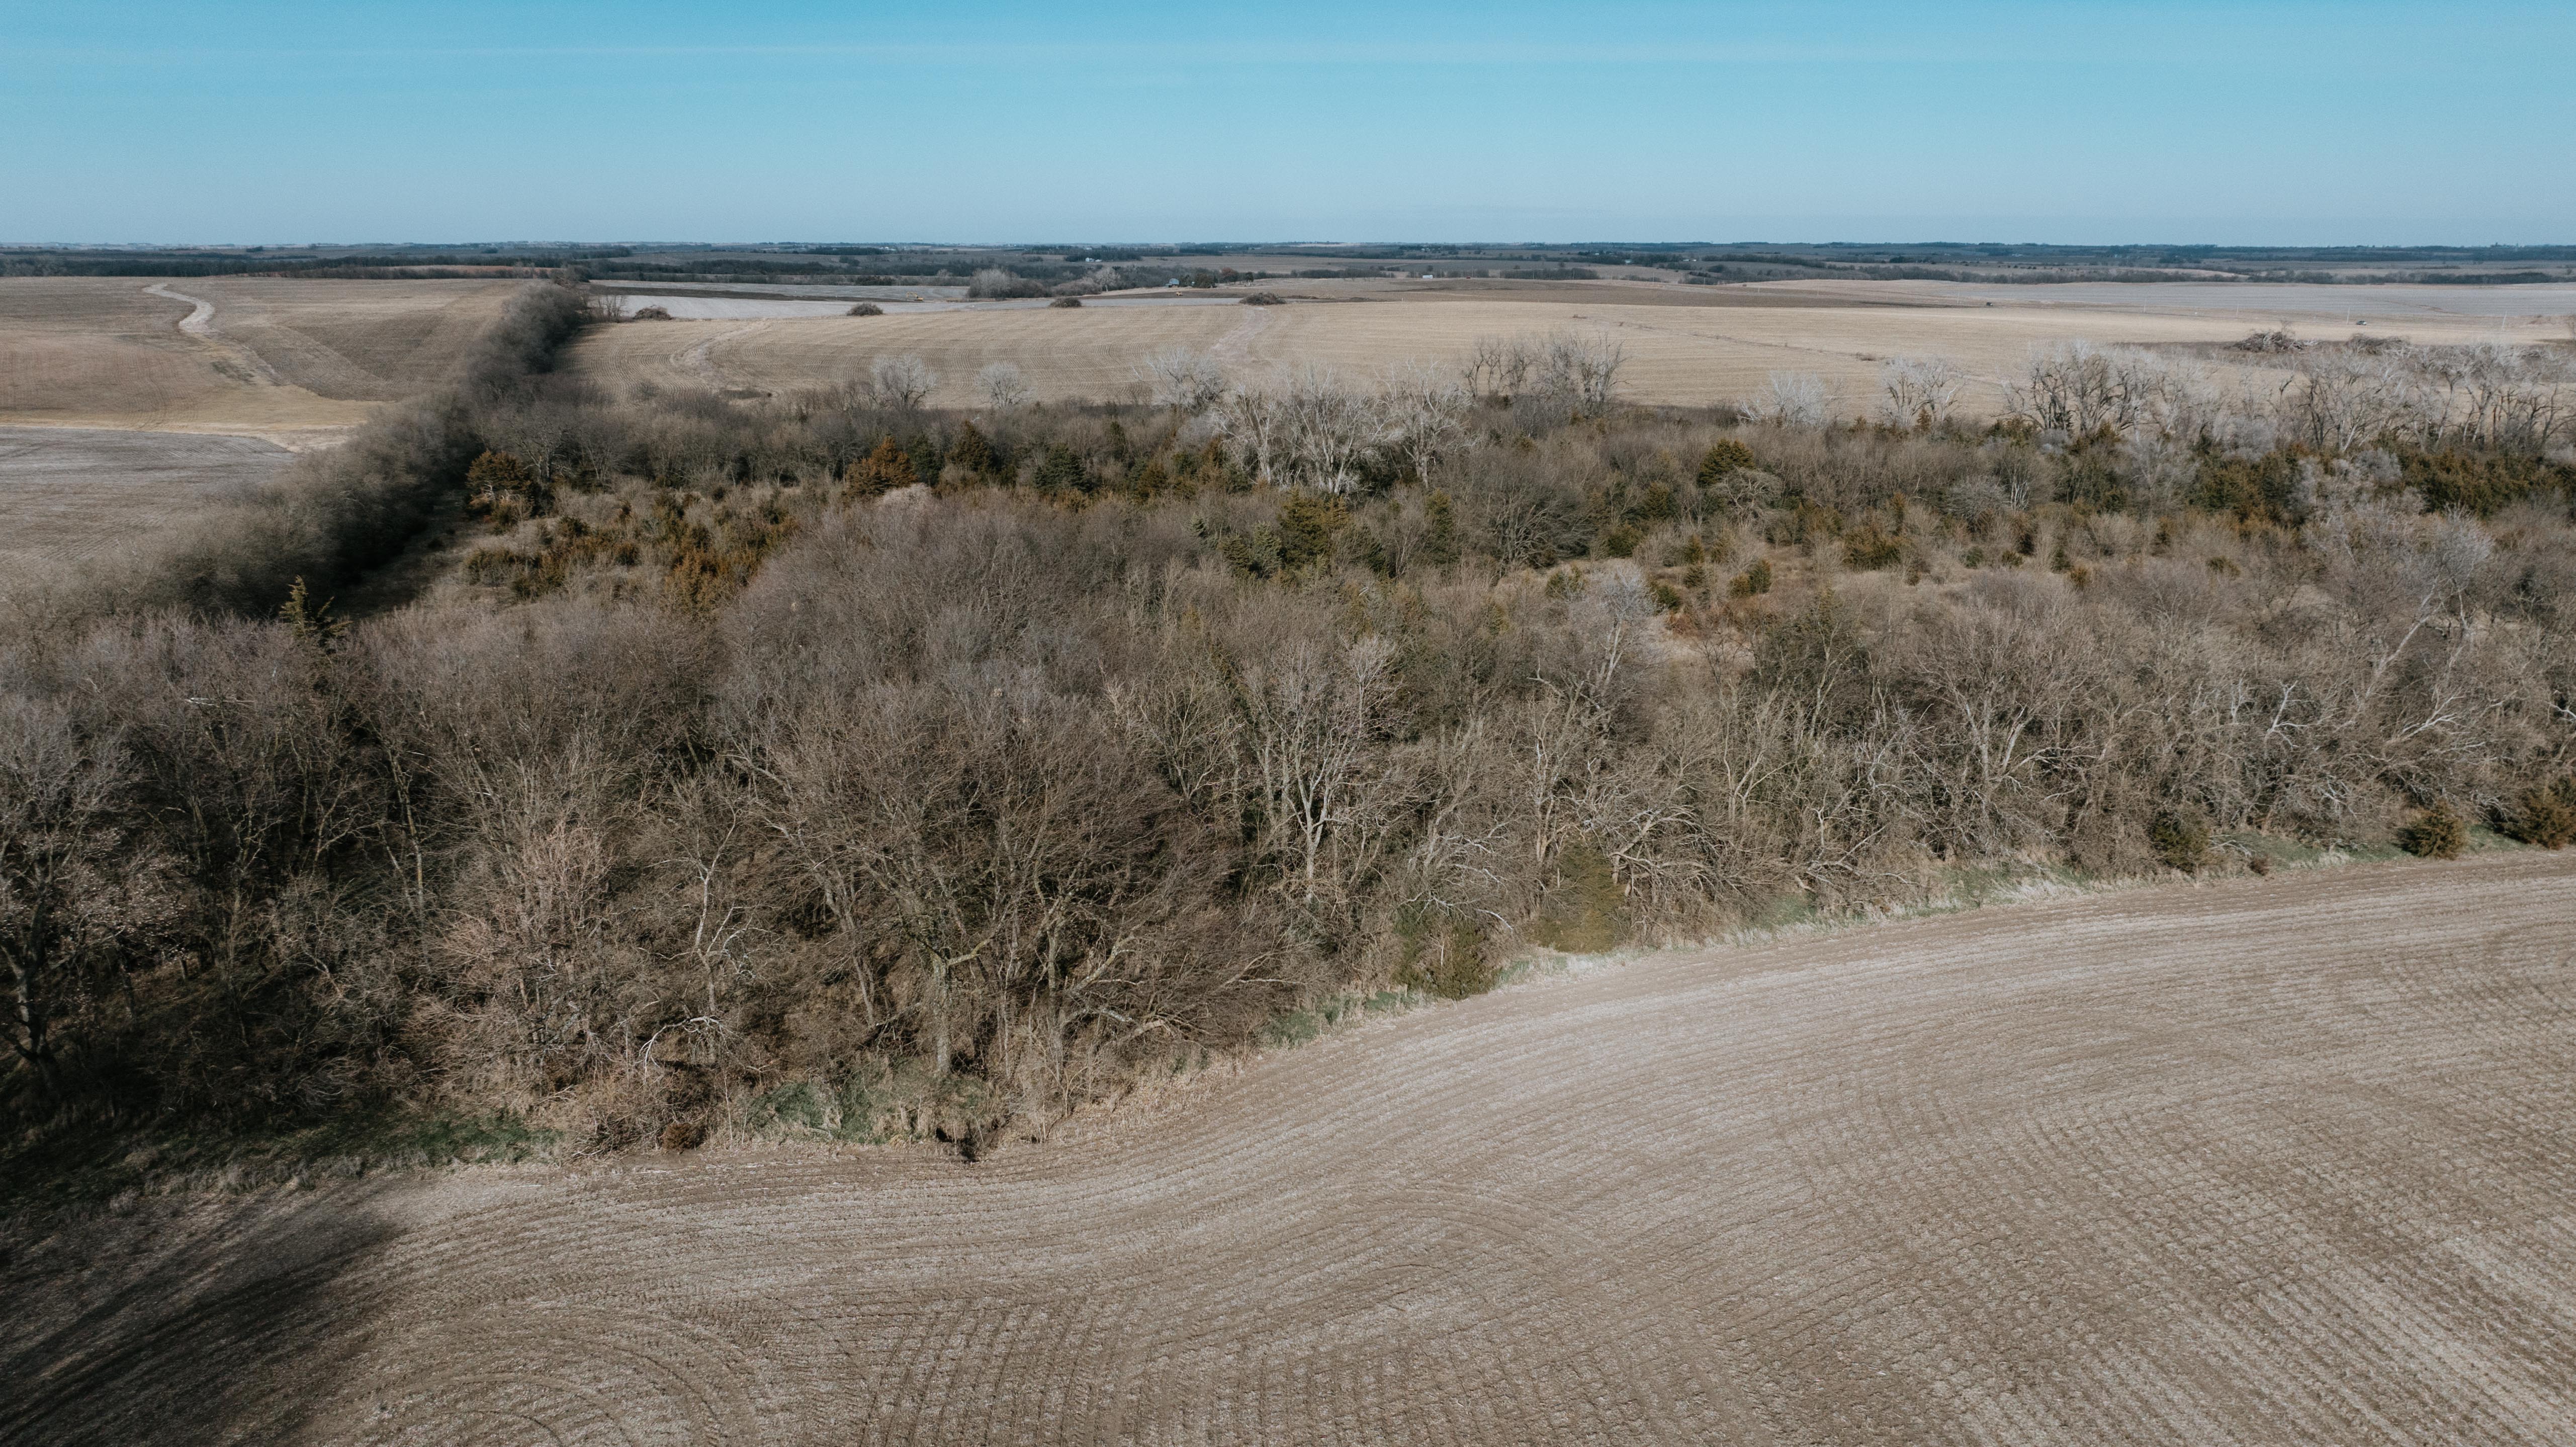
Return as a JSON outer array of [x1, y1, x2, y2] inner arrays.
[[566, 278, 2576, 411], [0, 426, 293, 573], [10, 853, 2572, 1445]]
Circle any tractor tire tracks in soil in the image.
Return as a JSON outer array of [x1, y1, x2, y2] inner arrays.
[[8, 853, 2574, 1445]]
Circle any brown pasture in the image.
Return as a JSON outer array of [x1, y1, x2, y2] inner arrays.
[[10, 852, 2573, 1444]]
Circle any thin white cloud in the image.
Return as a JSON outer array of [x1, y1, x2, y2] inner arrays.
[[4, 39, 2009, 67]]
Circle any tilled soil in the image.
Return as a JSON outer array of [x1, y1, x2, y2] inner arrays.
[[9, 854, 2573, 1445]]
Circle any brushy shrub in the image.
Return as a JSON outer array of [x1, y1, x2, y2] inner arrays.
[[462, 547, 526, 586], [2397, 801, 2468, 859], [948, 419, 995, 475], [1528, 843, 1627, 954], [2149, 809, 2209, 872], [1394, 910, 1494, 1000], [1729, 557, 1773, 596], [2505, 777, 2576, 849], [1773, 499, 1845, 547], [1241, 292, 1285, 306], [1842, 523, 1903, 571], [847, 302, 883, 317], [1048, 296, 1084, 309], [844, 437, 918, 497], [1697, 437, 1757, 485]]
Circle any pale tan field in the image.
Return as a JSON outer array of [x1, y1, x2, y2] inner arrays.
[[0, 425, 293, 572], [1766, 277, 2576, 321], [11, 853, 2573, 1445], [0, 277, 521, 436], [568, 279, 2576, 413]]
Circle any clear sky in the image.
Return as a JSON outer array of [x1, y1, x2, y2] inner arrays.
[[4, 1, 2568, 246]]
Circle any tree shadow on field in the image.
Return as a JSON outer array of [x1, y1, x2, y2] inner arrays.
[[0, 1184, 405, 1446]]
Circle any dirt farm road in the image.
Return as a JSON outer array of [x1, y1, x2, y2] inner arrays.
[[9, 854, 2573, 1444]]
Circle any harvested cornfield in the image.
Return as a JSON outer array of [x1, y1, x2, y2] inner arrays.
[[563, 278, 2576, 412], [10, 853, 2572, 1445]]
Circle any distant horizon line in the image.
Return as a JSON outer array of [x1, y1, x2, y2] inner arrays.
[[9, 239, 2576, 253]]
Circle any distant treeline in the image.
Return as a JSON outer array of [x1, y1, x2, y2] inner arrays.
[[1, 249, 633, 279], [16, 241, 2576, 286]]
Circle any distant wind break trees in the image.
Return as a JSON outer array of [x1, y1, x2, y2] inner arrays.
[[3, 296, 2575, 1178]]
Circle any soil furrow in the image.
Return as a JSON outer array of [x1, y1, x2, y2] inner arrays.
[[8, 854, 2572, 1444]]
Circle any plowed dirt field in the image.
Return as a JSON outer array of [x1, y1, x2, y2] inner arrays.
[[10, 853, 2573, 1445]]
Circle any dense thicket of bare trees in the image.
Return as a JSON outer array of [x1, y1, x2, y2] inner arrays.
[[2001, 336, 2574, 456], [1877, 356, 1965, 429], [965, 267, 1049, 300], [4, 312, 2573, 1167]]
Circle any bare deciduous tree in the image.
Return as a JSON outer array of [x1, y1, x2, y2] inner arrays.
[[2286, 349, 2419, 453], [976, 361, 1032, 411], [1141, 348, 1230, 411], [0, 700, 156, 1095], [2005, 341, 2140, 437], [1211, 383, 1288, 486], [966, 267, 1047, 300], [1378, 360, 1472, 487], [1534, 330, 1625, 412], [1752, 371, 1832, 427], [1462, 334, 1535, 397], [1876, 355, 1965, 429], [1278, 365, 1380, 494], [1228, 636, 1407, 908], [2416, 342, 2572, 451], [868, 354, 939, 411]]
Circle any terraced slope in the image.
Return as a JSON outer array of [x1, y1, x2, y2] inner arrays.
[[0, 278, 518, 433], [10, 853, 2573, 1445]]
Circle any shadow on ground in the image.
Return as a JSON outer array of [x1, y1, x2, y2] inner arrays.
[[1, 1185, 403, 1445]]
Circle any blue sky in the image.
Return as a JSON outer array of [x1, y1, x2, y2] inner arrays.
[[4, 2, 2568, 245]]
